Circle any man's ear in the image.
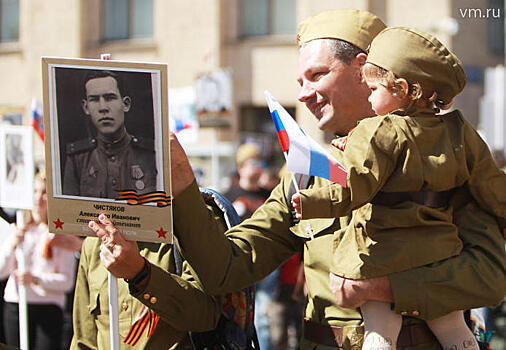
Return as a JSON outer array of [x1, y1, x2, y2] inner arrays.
[[355, 52, 367, 66], [122, 96, 131, 113], [352, 53, 368, 82], [82, 99, 90, 116]]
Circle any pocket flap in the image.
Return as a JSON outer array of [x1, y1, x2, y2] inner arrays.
[[289, 218, 336, 239]]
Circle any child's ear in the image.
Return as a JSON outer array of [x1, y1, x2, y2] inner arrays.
[[395, 78, 409, 98]]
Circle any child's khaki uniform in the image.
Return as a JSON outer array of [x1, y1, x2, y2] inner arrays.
[[299, 108, 506, 279]]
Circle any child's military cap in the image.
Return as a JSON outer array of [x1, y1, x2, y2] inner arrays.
[[367, 27, 466, 104], [297, 9, 386, 52]]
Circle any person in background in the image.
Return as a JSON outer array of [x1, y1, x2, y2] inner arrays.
[[0, 172, 77, 350], [270, 253, 304, 350], [225, 143, 271, 221], [50, 234, 83, 350], [0, 208, 15, 345], [225, 142, 276, 350]]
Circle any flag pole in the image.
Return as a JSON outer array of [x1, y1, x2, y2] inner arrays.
[[15, 210, 29, 350], [100, 53, 120, 350], [281, 151, 314, 240]]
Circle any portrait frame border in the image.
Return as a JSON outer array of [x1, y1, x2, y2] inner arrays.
[[42, 57, 172, 243]]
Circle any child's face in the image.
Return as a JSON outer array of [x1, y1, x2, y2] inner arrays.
[[366, 78, 406, 116]]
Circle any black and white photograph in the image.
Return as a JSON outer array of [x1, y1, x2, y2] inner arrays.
[[42, 58, 172, 243], [0, 125, 34, 210], [54, 67, 159, 199]]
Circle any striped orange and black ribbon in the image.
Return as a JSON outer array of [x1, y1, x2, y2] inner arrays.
[[123, 305, 160, 346], [116, 190, 172, 207]]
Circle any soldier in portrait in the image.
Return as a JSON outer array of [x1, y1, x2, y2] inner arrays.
[[62, 70, 157, 199]]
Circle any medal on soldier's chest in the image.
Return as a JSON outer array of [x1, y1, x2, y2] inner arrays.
[[131, 165, 145, 190], [88, 166, 98, 178]]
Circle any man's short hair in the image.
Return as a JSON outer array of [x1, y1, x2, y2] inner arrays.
[[82, 70, 128, 98], [300, 38, 365, 65], [326, 38, 365, 65]]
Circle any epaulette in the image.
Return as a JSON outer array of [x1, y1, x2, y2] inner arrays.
[[66, 137, 97, 155], [131, 135, 154, 152]]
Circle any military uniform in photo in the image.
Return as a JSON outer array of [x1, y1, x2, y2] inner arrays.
[[63, 132, 157, 199]]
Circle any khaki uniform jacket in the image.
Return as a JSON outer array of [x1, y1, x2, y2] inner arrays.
[[299, 109, 506, 279], [71, 237, 221, 350], [63, 132, 157, 199], [173, 175, 505, 349]]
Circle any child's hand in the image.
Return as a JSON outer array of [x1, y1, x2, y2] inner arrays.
[[291, 193, 302, 220]]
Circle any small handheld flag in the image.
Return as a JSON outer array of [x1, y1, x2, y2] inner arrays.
[[31, 98, 44, 141], [264, 91, 347, 187]]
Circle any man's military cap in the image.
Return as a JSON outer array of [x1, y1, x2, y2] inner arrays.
[[367, 27, 466, 104], [297, 9, 386, 51], [236, 143, 260, 166]]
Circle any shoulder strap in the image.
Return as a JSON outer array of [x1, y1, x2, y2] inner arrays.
[[173, 243, 184, 276], [65, 137, 97, 155], [287, 174, 312, 226], [173, 187, 241, 277], [199, 187, 241, 229], [131, 135, 155, 152]]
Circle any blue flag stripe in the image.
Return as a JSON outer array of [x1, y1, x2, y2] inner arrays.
[[271, 110, 284, 133], [309, 149, 330, 179]]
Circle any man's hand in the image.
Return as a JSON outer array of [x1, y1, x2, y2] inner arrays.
[[329, 273, 394, 309], [170, 132, 196, 197], [88, 214, 144, 280], [291, 193, 302, 220]]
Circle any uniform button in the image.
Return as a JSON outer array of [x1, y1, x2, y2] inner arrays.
[[87, 305, 91, 312], [412, 310, 420, 316], [121, 302, 129, 311], [400, 311, 408, 316], [112, 178, 117, 186], [110, 156, 116, 161], [150, 296, 157, 304], [133, 137, 138, 143], [143, 293, 150, 300]]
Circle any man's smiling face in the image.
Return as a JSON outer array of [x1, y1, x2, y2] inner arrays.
[[297, 39, 374, 136]]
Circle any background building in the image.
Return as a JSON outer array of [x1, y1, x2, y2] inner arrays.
[[0, 0, 503, 186]]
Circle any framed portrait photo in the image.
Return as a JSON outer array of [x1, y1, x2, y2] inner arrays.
[[42, 57, 172, 243], [0, 125, 34, 210]]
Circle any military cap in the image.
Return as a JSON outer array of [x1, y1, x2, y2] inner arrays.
[[297, 9, 386, 51], [367, 27, 466, 104], [236, 143, 260, 166]]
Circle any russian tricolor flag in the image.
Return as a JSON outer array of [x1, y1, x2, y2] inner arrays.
[[265, 91, 347, 187], [31, 98, 44, 141], [174, 119, 194, 133]]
